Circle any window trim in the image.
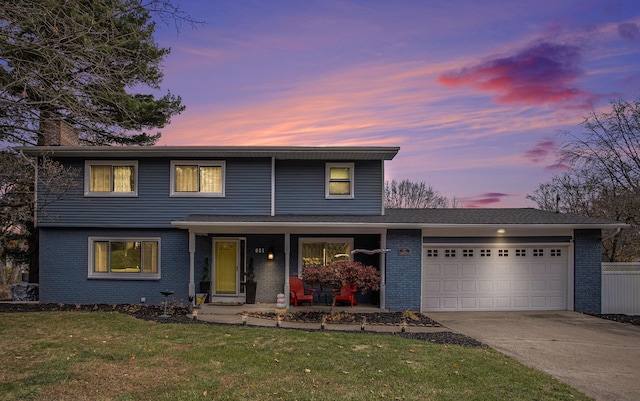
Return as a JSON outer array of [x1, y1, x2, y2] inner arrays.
[[84, 160, 138, 197], [325, 163, 354, 199], [170, 160, 226, 197], [88, 236, 161, 280], [298, 237, 354, 269]]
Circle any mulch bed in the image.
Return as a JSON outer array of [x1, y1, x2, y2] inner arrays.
[[3, 303, 637, 348]]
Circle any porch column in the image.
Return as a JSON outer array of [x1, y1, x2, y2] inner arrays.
[[285, 232, 290, 308], [188, 231, 196, 304], [380, 230, 387, 309]]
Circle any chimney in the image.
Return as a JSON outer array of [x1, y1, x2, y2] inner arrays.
[[40, 116, 79, 146]]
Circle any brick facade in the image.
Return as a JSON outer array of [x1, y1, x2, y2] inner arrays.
[[385, 229, 422, 311], [573, 229, 603, 314]]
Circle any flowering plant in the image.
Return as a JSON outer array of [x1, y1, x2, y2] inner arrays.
[[300, 260, 381, 309]]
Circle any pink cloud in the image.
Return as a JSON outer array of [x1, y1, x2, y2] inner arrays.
[[462, 193, 511, 208], [522, 138, 558, 163], [437, 42, 594, 108]]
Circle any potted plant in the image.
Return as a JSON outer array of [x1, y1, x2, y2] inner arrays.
[[199, 257, 210, 302], [245, 257, 257, 304]]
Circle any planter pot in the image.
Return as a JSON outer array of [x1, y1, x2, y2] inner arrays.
[[245, 282, 257, 304], [199, 281, 210, 302]]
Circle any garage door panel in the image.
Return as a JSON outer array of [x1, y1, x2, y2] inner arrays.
[[496, 280, 511, 291], [514, 280, 529, 291], [444, 264, 459, 276], [461, 280, 476, 292], [478, 280, 493, 291], [443, 280, 458, 291], [423, 245, 568, 311], [424, 280, 441, 292], [443, 298, 459, 309], [461, 297, 476, 309], [478, 298, 494, 308]]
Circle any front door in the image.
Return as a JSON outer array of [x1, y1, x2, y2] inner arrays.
[[214, 240, 239, 295]]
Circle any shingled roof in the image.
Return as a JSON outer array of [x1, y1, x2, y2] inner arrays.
[[173, 208, 625, 229]]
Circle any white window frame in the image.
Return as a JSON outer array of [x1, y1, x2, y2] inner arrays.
[[298, 237, 354, 269], [325, 163, 354, 199], [170, 160, 226, 197], [88, 236, 161, 280], [84, 160, 138, 197]]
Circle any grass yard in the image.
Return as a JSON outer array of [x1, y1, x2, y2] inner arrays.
[[0, 311, 591, 401]]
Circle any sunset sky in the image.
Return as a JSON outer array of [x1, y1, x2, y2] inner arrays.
[[152, 0, 640, 208]]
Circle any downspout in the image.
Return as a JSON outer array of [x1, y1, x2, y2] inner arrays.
[[602, 228, 621, 242], [188, 231, 196, 304], [271, 157, 275, 216], [285, 232, 290, 309], [380, 229, 387, 309]]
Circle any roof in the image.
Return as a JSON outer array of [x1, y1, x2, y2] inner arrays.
[[16, 145, 400, 161], [172, 208, 627, 230]]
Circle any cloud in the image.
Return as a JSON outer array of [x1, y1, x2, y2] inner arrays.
[[437, 41, 594, 108], [462, 193, 511, 208], [618, 22, 639, 42], [522, 137, 559, 163]]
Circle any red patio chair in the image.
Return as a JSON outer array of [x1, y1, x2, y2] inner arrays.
[[289, 276, 315, 306], [333, 284, 358, 306]]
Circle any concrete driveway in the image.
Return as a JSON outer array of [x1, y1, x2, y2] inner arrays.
[[428, 311, 640, 401]]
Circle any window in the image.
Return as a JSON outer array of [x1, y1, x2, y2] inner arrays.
[[516, 249, 526, 257], [426, 249, 438, 257], [326, 163, 354, 199], [89, 237, 160, 279], [300, 238, 353, 268], [463, 249, 474, 257], [480, 249, 491, 257], [171, 161, 225, 196], [85, 161, 137, 196], [498, 249, 509, 257], [445, 249, 456, 258]]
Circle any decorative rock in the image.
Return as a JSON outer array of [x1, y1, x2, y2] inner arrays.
[[276, 293, 286, 308]]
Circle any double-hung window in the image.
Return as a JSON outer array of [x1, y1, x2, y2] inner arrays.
[[326, 163, 354, 199], [299, 238, 353, 268], [171, 161, 225, 196], [89, 237, 160, 279], [85, 161, 137, 196]]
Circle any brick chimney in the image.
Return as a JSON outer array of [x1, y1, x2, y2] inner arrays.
[[40, 117, 79, 146]]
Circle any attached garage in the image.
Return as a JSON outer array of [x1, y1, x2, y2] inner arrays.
[[422, 244, 571, 311]]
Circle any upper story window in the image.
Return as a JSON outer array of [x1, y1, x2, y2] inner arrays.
[[326, 163, 354, 199], [88, 237, 160, 280], [170, 161, 225, 197], [85, 160, 137, 197]]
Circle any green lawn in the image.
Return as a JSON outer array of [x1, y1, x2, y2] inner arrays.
[[0, 312, 591, 401]]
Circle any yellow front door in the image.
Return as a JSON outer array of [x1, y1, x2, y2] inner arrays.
[[215, 241, 238, 294]]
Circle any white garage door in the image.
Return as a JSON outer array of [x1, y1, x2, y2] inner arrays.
[[422, 246, 569, 311]]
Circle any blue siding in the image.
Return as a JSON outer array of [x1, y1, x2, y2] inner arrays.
[[39, 157, 272, 227], [574, 229, 602, 314], [39, 227, 190, 305], [385, 229, 422, 311], [275, 160, 383, 215]]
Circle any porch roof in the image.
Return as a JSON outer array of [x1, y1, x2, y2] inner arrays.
[[172, 208, 627, 232]]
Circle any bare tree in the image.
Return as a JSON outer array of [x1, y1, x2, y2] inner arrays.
[[384, 179, 453, 208], [528, 97, 640, 261]]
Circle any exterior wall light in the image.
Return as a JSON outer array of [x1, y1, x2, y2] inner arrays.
[[267, 247, 274, 260]]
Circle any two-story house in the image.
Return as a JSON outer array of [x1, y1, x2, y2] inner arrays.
[[19, 145, 625, 313]]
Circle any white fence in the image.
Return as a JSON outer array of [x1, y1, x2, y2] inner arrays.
[[602, 263, 640, 315]]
